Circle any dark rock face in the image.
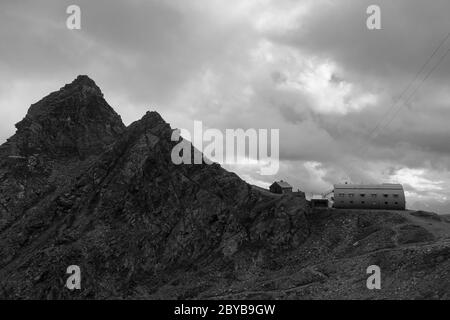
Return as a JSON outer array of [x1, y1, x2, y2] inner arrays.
[[0, 76, 126, 274], [4, 75, 124, 159], [0, 76, 309, 299], [0, 76, 449, 300]]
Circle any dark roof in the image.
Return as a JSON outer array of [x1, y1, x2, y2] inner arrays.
[[271, 181, 292, 189], [334, 183, 403, 190]]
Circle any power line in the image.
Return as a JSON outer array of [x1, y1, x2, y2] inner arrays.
[[363, 32, 450, 144], [376, 46, 450, 136], [353, 32, 450, 158], [356, 46, 450, 158]]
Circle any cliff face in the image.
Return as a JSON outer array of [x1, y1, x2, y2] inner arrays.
[[0, 76, 449, 299]]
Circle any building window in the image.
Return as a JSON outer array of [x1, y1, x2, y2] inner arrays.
[[395, 202, 398, 205], [360, 194, 366, 197], [385, 202, 388, 205], [361, 201, 365, 204], [338, 193, 345, 197], [393, 194, 399, 198], [371, 194, 377, 198], [348, 193, 354, 198], [383, 194, 389, 198], [350, 201, 354, 204]]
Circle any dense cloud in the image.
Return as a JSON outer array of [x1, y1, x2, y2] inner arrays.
[[0, 0, 449, 213]]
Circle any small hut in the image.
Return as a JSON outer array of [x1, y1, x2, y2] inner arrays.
[[269, 180, 293, 194]]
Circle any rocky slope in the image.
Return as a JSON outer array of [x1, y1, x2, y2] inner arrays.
[[0, 76, 449, 299]]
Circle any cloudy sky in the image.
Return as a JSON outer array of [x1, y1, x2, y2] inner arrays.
[[1, 0, 450, 214]]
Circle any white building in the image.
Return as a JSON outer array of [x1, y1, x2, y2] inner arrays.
[[333, 183, 406, 210]]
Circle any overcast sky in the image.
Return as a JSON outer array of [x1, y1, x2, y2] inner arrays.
[[1, 0, 450, 214]]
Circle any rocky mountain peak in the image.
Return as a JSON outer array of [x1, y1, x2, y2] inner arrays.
[[131, 111, 167, 131], [4, 75, 125, 159], [71, 74, 99, 86], [62, 75, 103, 97]]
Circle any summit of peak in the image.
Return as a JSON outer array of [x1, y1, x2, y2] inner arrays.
[[142, 111, 165, 123], [7, 76, 125, 158], [73, 75, 97, 85], [61, 75, 103, 96]]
